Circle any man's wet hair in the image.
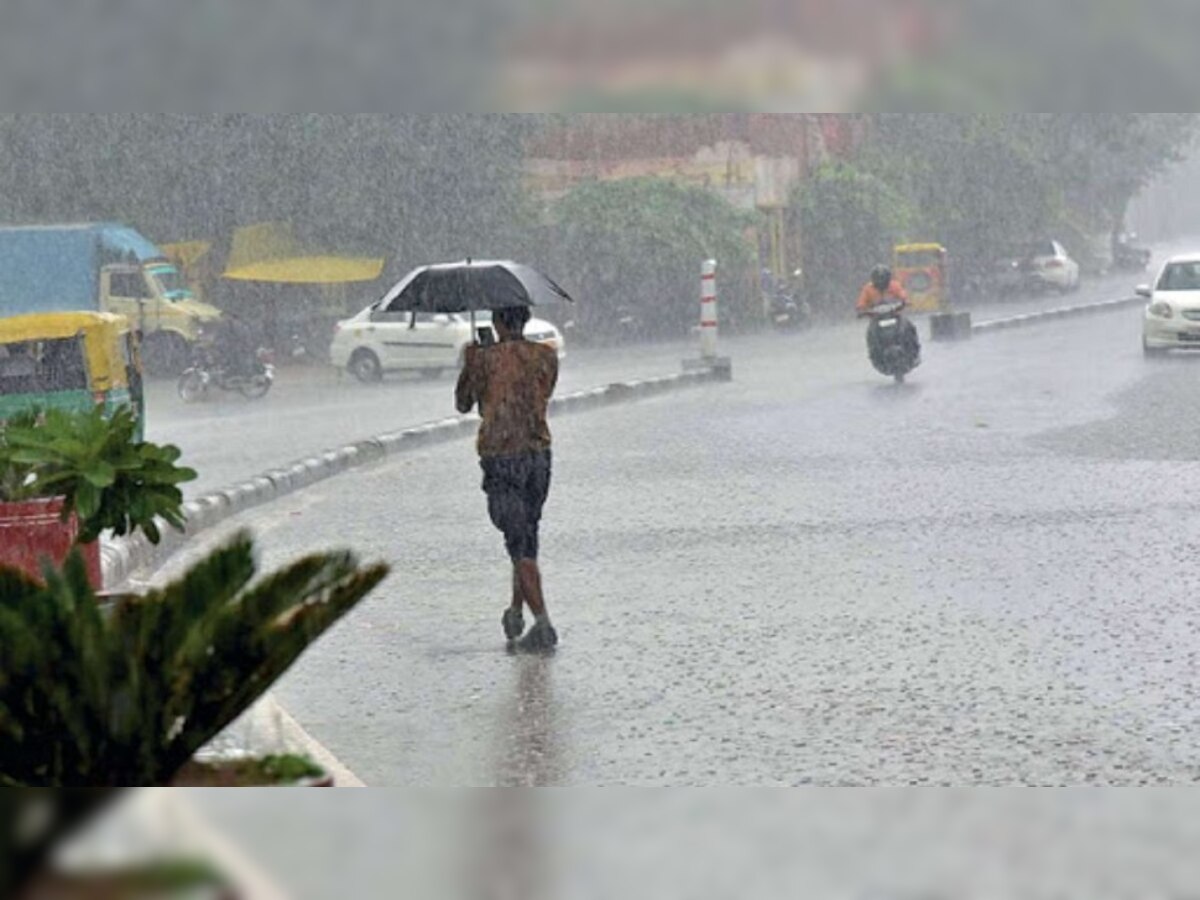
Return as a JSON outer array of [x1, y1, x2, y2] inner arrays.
[[494, 305, 531, 335]]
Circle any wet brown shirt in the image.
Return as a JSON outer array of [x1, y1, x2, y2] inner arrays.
[[455, 339, 558, 458]]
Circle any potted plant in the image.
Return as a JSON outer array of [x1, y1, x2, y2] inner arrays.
[[0, 408, 390, 895], [0, 406, 196, 589]]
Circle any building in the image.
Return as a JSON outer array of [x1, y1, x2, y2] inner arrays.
[[525, 113, 869, 275]]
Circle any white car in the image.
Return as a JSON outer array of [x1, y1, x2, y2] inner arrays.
[[1140, 254, 1200, 357], [1024, 239, 1081, 294], [330, 302, 565, 383]]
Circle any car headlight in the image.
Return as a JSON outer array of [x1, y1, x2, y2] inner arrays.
[[1149, 301, 1174, 319]]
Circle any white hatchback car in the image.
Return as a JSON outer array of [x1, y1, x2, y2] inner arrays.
[[331, 302, 565, 382], [1140, 255, 1200, 357], [1025, 239, 1081, 294]]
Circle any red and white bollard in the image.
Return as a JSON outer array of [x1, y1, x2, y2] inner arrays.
[[700, 258, 718, 359], [683, 258, 732, 379]]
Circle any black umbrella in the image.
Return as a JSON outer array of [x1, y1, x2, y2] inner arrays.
[[379, 260, 574, 314]]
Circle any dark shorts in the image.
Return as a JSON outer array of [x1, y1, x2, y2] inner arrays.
[[480, 450, 552, 561]]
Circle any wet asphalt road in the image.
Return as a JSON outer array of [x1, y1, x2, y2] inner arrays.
[[145, 340, 698, 497], [145, 273, 1139, 498], [152, 279, 1200, 787]]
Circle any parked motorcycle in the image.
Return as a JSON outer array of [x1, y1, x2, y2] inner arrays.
[[1112, 233, 1152, 273], [862, 299, 920, 384], [767, 291, 812, 330], [765, 269, 813, 330], [178, 346, 275, 402]]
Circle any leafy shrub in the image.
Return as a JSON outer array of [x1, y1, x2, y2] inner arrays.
[[789, 163, 918, 317], [0, 406, 195, 544]]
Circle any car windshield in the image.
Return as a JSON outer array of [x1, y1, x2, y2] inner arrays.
[[147, 266, 193, 301], [1158, 262, 1200, 291]]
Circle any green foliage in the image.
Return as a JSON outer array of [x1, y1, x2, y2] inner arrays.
[[790, 163, 918, 314], [542, 176, 755, 338], [865, 115, 1066, 273], [0, 406, 196, 545], [817, 114, 1200, 292], [0, 533, 388, 787]]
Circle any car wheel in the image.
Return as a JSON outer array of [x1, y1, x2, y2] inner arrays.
[[349, 349, 383, 383], [238, 375, 273, 399], [1143, 339, 1167, 359]]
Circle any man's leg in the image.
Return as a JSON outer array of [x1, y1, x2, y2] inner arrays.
[[503, 566, 525, 641], [515, 558, 546, 619], [513, 452, 556, 652], [486, 458, 528, 642]]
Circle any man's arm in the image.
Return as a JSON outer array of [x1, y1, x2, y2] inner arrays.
[[455, 346, 481, 413], [855, 284, 874, 313]]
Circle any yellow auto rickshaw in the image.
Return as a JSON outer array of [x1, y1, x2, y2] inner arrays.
[[893, 243, 949, 313], [0, 312, 145, 439]]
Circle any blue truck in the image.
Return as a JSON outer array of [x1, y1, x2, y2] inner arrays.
[[0, 223, 221, 373]]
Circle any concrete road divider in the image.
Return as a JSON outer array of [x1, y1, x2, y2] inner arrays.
[[972, 295, 1145, 334], [102, 365, 729, 590]]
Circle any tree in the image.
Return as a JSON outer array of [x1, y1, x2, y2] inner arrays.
[[789, 163, 918, 315], [541, 177, 756, 340]]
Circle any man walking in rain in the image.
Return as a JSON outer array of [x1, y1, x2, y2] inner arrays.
[[456, 305, 560, 652]]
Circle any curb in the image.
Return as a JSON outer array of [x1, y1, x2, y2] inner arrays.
[[102, 365, 727, 589], [972, 295, 1144, 334]]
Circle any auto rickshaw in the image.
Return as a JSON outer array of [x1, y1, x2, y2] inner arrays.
[[0, 311, 145, 439], [893, 243, 949, 313]]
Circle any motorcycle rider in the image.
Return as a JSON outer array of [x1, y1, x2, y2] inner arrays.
[[857, 265, 921, 367], [208, 312, 259, 378]]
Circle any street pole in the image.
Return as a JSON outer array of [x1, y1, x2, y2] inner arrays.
[[683, 258, 732, 380], [700, 258, 718, 360]]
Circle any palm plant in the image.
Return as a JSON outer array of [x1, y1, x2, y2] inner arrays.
[[0, 533, 387, 787]]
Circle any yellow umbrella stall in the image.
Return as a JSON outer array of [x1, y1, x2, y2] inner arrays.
[[218, 224, 386, 361]]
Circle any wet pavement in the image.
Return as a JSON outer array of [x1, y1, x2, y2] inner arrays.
[[148, 281, 1200, 786], [145, 272, 1140, 498], [146, 339, 697, 497]]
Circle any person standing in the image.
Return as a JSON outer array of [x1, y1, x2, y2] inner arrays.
[[456, 305, 560, 652]]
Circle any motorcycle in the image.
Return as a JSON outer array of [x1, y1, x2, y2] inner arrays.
[[178, 346, 276, 402], [765, 269, 813, 331], [862, 299, 920, 384], [1112, 233, 1152, 273], [767, 289, 812, 330]]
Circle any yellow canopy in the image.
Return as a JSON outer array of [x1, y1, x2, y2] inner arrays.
[[221, 222, 384, 285], [0, 311, 130, 343], [894, 242, 946, 255], [161, 240, 213, 269], [0, 312, 132, 390], [223, 255, 385, 284]]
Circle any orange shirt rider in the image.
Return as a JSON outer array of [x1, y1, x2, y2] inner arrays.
[[856, 279, 909, 314]]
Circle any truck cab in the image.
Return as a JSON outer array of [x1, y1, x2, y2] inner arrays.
[[101, 259, 221, 374]]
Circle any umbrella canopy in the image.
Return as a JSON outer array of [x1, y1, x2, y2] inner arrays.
[[223, 255, 385, 284], [379, 260, 574, 314]]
